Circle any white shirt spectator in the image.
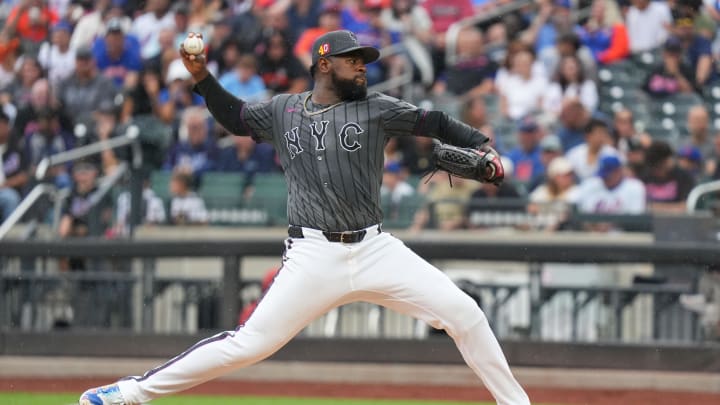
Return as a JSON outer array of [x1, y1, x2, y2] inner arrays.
[[70, 13, 133, 50], [495, 61, 547, 92], [497, 72, 548, 120], [170, 192, 208, 224], [38, 43, 76, 86], [543, 80, 598, 116], [626, 1, 672, 52], [566, 145, 620, 180], [131, 11, 176, 60], [116, 188, 167, 227], [577, 176, 646, 214]]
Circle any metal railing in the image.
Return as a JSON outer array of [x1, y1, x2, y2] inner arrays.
[[0, 126, 142, 240], [1, 236, 718, 343], [687, 179, 720, 214]]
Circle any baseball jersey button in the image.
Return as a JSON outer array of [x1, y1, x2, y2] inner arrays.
[[317, 156, 323, 161], [323, 182, 329, 187]]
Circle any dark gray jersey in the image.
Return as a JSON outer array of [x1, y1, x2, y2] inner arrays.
[[240, 91, 477, 231]]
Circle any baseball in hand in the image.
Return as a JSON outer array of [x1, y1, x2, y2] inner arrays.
[[183, 33, 204, 55]]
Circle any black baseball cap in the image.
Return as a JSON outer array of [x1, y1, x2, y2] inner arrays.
[[310, 30, 380, 68]]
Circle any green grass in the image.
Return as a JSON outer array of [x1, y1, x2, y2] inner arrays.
[[0, 393, 497, 405]]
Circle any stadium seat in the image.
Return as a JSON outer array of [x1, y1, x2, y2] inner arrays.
[[150, 171, 173, 202]]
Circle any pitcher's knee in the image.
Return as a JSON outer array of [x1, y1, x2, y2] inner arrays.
[[441, 295, 487, 337]]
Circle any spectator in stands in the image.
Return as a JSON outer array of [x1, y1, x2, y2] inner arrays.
[[130, 0, 175, 60], [258, 31, 310, 95], [295, 2, 343, 69], [461, 94, 492, 139], [340, 0, 403, 87], [682, 105, 715, 161], [216, 134, 277, 199], [187, 0, 221, 38], [440, 27, 497, 97], [497, 49, 548, 121], [521, 0, 577, 54], [642, 37, 695, 96], [496, 41, 547, 114], [58, 161, 114, 270], [168, 169, 209, 225], [380, 160, 415, 221], [2, 55, 44, 109], [543, 55, 599, 118], [538, 31, 597, 82], [673, 14, 718, 88], [506, 115, 545, 185], [528, 133, 564, 192], [11, 78, 57, 144], [527, 156, 579, 231], [380, 0, 435, 86], [677, 144, 704, 181], [0, 36, 21, 92], [282, 0, 324, 45], [640, 140, 696, 213], [70, 1, 131, 51], [422, 0, 474, 77], [92, 17, 142, 88], [410, 175, 478, 231], [163, 107, 218, 178], [145, 25, 179, 80], [575, 155, 646, 231], [218, 54, 269, 103], [38, 20, 76, 88], [21, 108, 73, 191], [0, 110, 28, 223], [114, 178, 167, 237], [577, 0, 630, 65], [157, 58, 205, 125], [1, 0, 59, 55], [566, 117, 620, 180], [556, 98, 592, 151], [386, 135, 436, 175], [56, 46, 118, 127], [626, 0, 673, 53], [612, 108, 651, 159], [121, 67, 163, 122]]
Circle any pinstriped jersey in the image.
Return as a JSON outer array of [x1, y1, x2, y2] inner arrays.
[[239, 91, 435, 231]]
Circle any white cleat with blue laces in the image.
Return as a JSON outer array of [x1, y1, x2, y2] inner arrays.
[[78, 384, 127, 405]]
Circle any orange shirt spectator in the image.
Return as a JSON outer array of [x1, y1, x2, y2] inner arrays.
[[4, 2, 59, 44]]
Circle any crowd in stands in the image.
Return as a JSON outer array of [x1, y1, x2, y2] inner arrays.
[[1, 0, 720, 242]]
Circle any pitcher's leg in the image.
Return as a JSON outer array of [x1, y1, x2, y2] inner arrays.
[[356, 234, 530, 405], [117, 239, 351, 404]]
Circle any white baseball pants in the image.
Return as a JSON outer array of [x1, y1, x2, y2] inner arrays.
[[118, 225, 530, 405]]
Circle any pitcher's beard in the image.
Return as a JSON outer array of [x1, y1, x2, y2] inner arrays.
[[332, 71, 367, 101]]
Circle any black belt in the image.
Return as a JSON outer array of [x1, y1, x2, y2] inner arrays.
[[288, 225, 381, 243]]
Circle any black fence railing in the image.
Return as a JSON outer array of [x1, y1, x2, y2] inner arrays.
[[1, 235, 718, 341]]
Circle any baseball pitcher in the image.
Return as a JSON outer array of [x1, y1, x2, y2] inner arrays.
[[79, 30, 530, 405]]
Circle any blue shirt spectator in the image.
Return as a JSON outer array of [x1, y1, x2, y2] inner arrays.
[[506, 117, 545, 184], [217, 137, 277, 174], [92, 18, 142, 88], [163, 107, 219, 177], [218, 54, 268, 103]]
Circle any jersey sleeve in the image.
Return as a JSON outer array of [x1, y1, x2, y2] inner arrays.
[[378, 95, 423, 138], [240, 97, 276, 142]]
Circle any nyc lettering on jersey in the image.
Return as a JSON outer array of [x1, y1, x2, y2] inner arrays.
[[283, 120, 363, 158]]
